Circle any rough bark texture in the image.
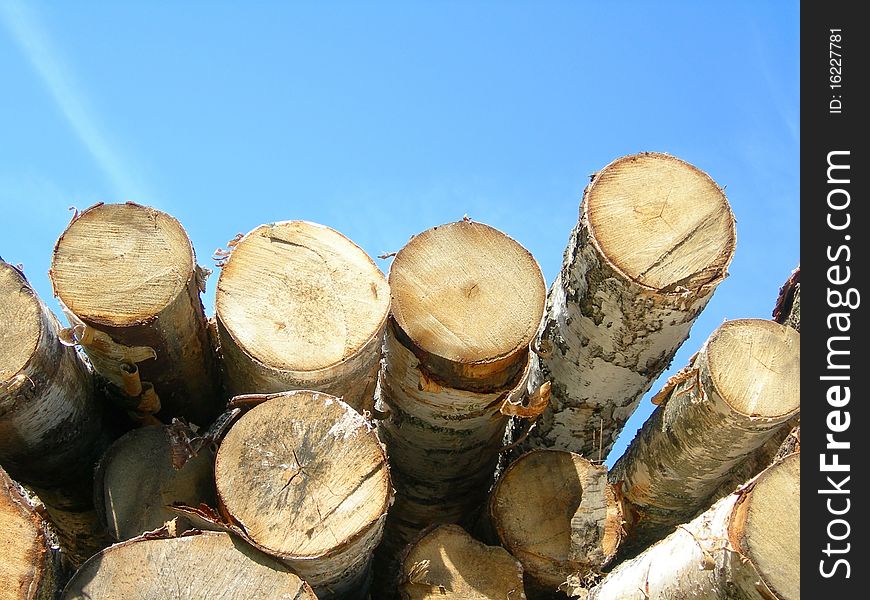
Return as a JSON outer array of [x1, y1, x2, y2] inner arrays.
[[399, 524, 525, 600], [610, 319, 800, 555], [214, 391, 391, 599], [215, 221, 390, 414], [61, 530, 317, 599], [1, 261, 111, 569], [376, 221, 546, 578], [94, 423, 216, 541], [588, 454, 799, 600], [524, 153, 736, 460], [50, 202, 223, 428], [489, 449, 624, 598], [1, 467, 59, 600]]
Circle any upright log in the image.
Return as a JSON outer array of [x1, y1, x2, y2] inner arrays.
[[377, 220, 546, 556], [214, 390, 391, 599], [215, 221, 390, 413], [0, 261, 109, 568], [525, 152, 736, 459], [610, 319, 800, 553], [399, 524, 525, 600], [61, 530, 318, 600], [488, 449, 624, 597], [50, 202, 222, 427], [588, 453, 800, 600], [1, 467, 58, 600], [94, 423, 215, 541]]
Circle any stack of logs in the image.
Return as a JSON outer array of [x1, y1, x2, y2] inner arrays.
[[0, 152, 800, 600]]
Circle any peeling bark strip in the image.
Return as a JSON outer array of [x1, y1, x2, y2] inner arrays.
[[377, 221, 546, 554], [214, 390, 391, 599], [589, 454, 799, 600], [526, 153, 736, 459], [61, 530, 317, 599], [215, 221, 390, 413], [50, 202, 222, 427], [399, 524, 524, 600], [0, 261, 110, 568], [489, 449, 623, 597], [1, 467, 59, 600], [94, 423, 216, 541], [610, 319, 800, 554]]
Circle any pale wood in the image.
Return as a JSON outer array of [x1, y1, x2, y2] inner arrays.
[[610, 319, 800, 554], [50, 202, 222, 427], [216, 220, 390, 413], [524, 152, 736, 459], [61, 530, 317, 600], [399, 524, 524, 600], [1, 261, 110, 568], [1, 467, 58, 600], [215, 390, 391, 599], [489, 449, 623, 597], [588, 454, 799, 600], [94, 424, 215, 541]]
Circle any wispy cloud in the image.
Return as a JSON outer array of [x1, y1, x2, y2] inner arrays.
[[0, 1, 146, 200]]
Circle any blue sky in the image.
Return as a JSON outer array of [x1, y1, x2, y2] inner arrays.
[[0, 2, 798, 465]]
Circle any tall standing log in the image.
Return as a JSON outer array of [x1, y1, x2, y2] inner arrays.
[[50, 202, 222, 427], [377, 220, 546, 557], [94, 423, 216, 541], [1, 467, 58, 600], [488, 449, 624, 597], [61, 530, 318, 599], [525, 152, 736, 459], [399, 524, 525, 600], [609, 318, 800, 553], [0, 261, 110, 568], [588, 453, 799, 600], [214, 390, 391, 599], [215, 221, 390, 413]]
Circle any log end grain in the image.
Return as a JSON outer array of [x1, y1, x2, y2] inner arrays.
[[388, 221, 545, 376], [586, 152, 735, 292], [50, 203, 195, 327], [0, 263, 41, 383], [216, 220, 390, 375], [399, 524, 525, 600], [61, 531, 317, 600], [706, 319, 800, 419], [730, 452, 800, 600]]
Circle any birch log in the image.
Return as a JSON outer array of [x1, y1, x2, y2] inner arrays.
[[50, 202, 222, 427], [610, 319, 800, 553], [377, 220, 546, 557], [525, 152, 736, 459], [1, 467, 58, 600], [489, 449, 623, 597], [215, 221, 390, 413], [215, 390, 391, 599], [0, 261, 110, 567], [61, 530, 317, 600], [399, 524, 525, 600], [588, 453, 799, 600], [94, 423, 215, 541]]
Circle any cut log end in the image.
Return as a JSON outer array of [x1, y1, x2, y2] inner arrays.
[[51, 203, 194, 326], [586, 152, 735, 291], [706, 319, 800, 419], [215, 390, 390, 596], [399, 524, 525, 600], [731, 453, 800, 600], [61, 531, 317, 600], [1, 469, 57, 600], [0, 263, 42, 382], [490, 449, 623, 593], [388, 220, 546, 371], [216, 220, 390, 374]]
